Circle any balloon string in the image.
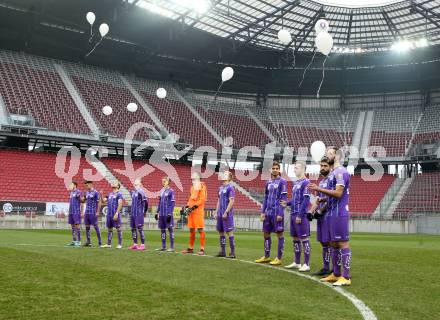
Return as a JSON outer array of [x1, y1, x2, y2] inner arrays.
[[316, 55, 328, 99], [85, 37, 103, 58], [298, 50, 316, 88], [89, 25, 94, 43], [213, 81, 224, 102]]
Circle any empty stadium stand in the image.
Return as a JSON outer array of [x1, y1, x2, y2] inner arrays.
[[0, 149, 112, 203], [0, 51, 90, 134], [394, 172, 440, 218]]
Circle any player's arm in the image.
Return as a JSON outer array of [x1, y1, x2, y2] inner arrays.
[[215, 198, 220, 215], [260, 183, 269, 221], [167, 192, 175, 223], [309, 184, 344, 199], [224, 197, 234, 216], [113, 198, 123, 220], [143, 193, 149, 217]]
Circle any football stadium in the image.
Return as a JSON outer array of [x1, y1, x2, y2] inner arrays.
[[0, 0, 440, 319]]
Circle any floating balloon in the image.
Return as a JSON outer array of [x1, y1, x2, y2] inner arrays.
[[277, 29, 292, 45], [86, 12, 96, 25], [315, 19, 329, 34], [99, 23, 109, 37], [315, 31, 333, 55], [156, 88, 167, 99], [310, 140, 326, 162], [221, 67, 234, 82], [127, 102, 138, 113], [102, 105, 112, 116]]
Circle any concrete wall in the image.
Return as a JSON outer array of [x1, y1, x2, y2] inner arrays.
[[2, 214, 438, 234]]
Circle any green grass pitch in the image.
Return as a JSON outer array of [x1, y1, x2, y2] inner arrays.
[[0, 229, 439, 320]]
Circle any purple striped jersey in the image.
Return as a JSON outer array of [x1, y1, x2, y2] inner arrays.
[[290, 178, 310, 216], [218, 183, 235, 216], [69, 189, 82, 215], [317, 177, 329, 213], [262, 177, 288, 214], [158, 187, 175, 216], [107, 191, 123, 216], [131, 188, 148, 216], [327, 166, 350, 217], [84, 189, 100, 215]]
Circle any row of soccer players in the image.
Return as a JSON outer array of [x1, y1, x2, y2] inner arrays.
[[65, 171, 233, 256], [254, 147, 351, 286]]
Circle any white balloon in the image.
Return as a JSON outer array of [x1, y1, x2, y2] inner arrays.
[[86, 12, 95, 25], [221, 67, 234, 82], [310, 141, 326, 163], [277, 29, 292, 45], [156, 88, 167, 99], [127, 102, 138, 113], [315, 31, 333, 55], [315, 19, 329, 34], [102, 105, 112, 116], [99, 23, 109, 37]]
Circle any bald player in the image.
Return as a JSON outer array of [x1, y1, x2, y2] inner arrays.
[[128, 178, 148, 251], [282, 161, 311, 272], [309, 147, 352, 286], [181, 172, 207, 256]]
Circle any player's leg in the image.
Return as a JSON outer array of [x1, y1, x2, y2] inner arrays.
[[103, 227, 113, 248], [93, 223, 102, 247], [66, 223, 76, 246], [137, 224, 145, 250], [313, 241, 331, 276], [255, 231, 272, 263], [298, 236, 311, 272], [129, 215, 138, 250], [84, 224, 92, 247], [226, 231, 236, 258], [167, 226, 175, 252], [74, 223, 81, 246], [286, 214, 301, 269], [269, 231, 284, 265], [216, 216, 226, 257], [182, 226, 195, 254], [330, 215, 351, 285], [197, 227, 206, 255], [116, 226, 122, 249], [217, 231, 226, 257]]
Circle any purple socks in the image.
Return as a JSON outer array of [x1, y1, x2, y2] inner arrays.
[[277, 237, 284, 259], [294, 240, 301, 264], [264, 237, 271, 258], [302, 240, 311, 266], [341, 248, 351, 279]]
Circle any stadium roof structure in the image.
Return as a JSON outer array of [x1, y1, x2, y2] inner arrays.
[[0, 0, 440, 95], [133, 0, 440, 53]]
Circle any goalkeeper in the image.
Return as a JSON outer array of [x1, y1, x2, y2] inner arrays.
[[181, 172, 207, 256]]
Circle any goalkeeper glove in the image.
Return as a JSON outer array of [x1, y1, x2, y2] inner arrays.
[[154, 213, 158, 221], [306, 212, 314, 221], [166, 215, 172, 223]]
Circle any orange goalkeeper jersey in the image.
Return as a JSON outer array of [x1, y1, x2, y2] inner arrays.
[[187, 182, 207, 215]]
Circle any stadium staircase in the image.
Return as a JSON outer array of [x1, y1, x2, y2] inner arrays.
[[244, 107, 278, 143], [53, 63, 101, 137], [372, 176, 406, 218], [0, 94, 9, 125], [121, 75, 170, 138], [351, 111, 365, 152], [384, 176, 414, 219], [359, 110, 374, 157], [173, 88, 224, 146]]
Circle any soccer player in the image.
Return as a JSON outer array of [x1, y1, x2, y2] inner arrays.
[[309, 147, 352, 286], [155, 176, 175, 252], [128, 178, 148, 251], [255, 161, 287, 266], [101, 182, 124, 249], [215, 171, 236, 259], [310, 157, 332, 276], [181, 172, 207, 256], [282, 161, 311, 272], [66, 182, 82, 247], [82, 181, 102, 247]]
